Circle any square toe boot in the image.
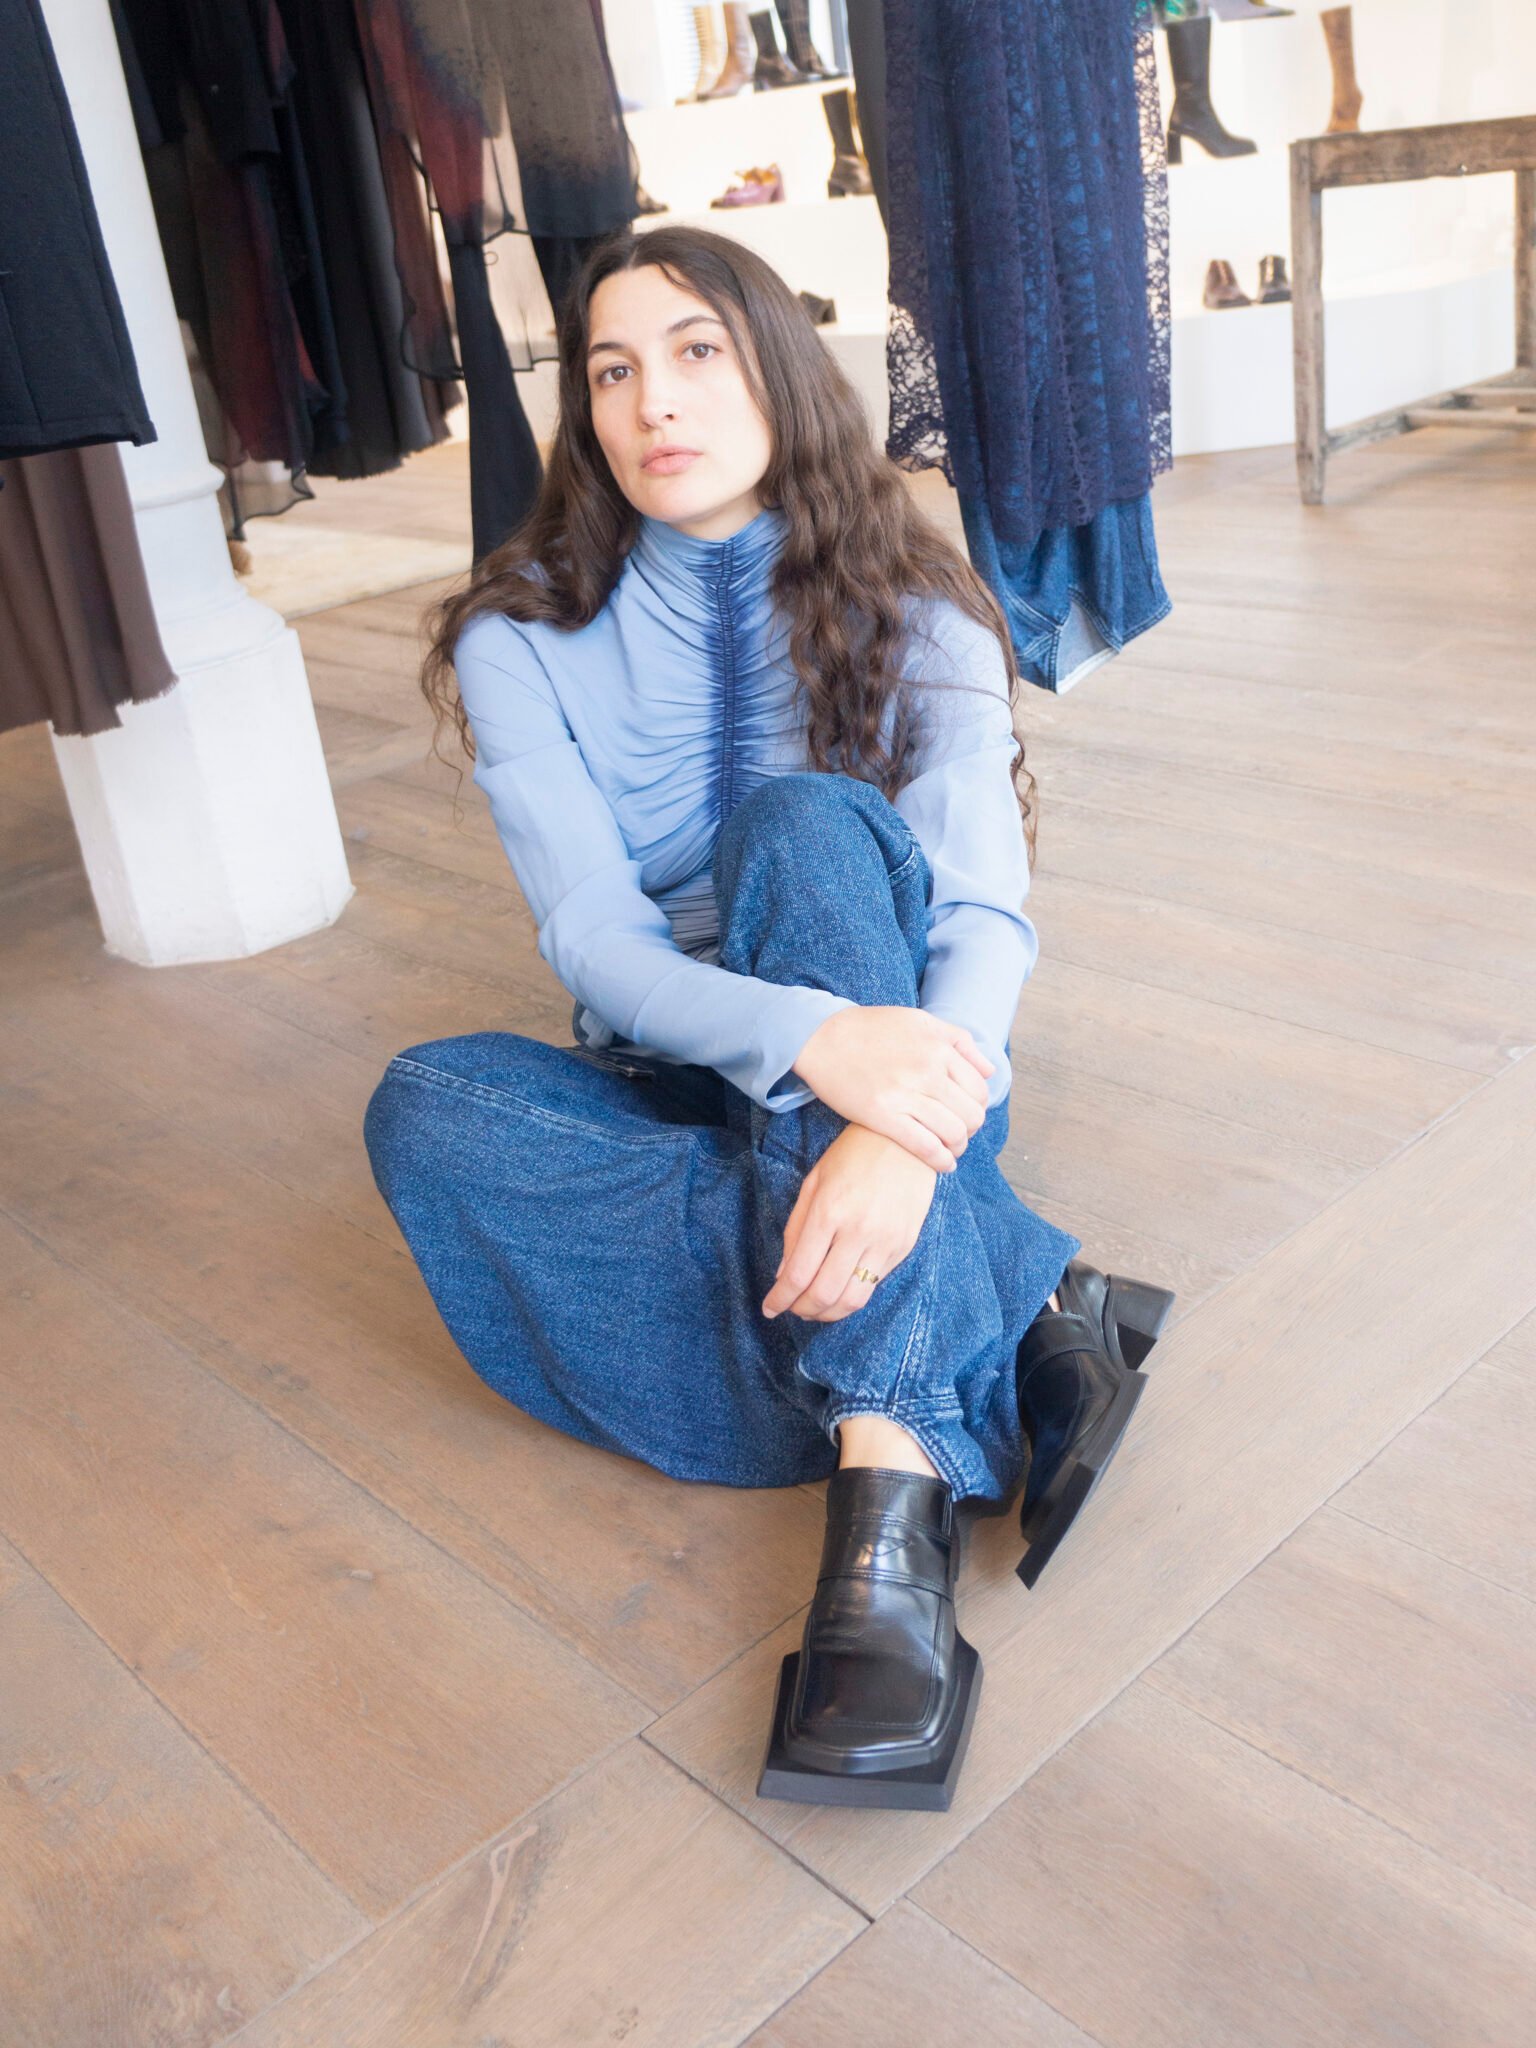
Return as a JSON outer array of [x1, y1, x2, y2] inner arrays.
[[1011, 1260, 1176, 1588], [757, 1465, 982, 1811]]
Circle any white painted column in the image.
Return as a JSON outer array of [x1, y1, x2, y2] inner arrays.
[[39, 0, 353, 964]]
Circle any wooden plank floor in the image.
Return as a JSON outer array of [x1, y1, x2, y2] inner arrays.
[[2, 429, 1534, 2046]]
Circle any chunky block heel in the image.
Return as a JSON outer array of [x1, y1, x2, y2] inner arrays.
[[1105, 1275, 1177, 1372], [1165, 127, 1183, 164], [959, 1262, 1177, 1554], [1016, 1365, 1146, 1588]]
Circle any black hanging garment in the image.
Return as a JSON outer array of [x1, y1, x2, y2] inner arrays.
[[0, 0, 156, 461], [351, 0, 638, 561], [274, 0, 458, 484]]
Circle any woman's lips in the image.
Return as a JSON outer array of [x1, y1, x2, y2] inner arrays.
[[642, 450, 700, 475]]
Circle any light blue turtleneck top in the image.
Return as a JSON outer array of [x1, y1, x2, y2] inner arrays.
[[451, 503, 1039, 1114]]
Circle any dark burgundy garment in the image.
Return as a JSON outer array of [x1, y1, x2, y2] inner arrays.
[[0, 0, 156, 461], [115, 0, 342, 516], [0, 442, 175, 738]]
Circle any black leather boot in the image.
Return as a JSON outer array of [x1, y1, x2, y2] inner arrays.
[[823, 86, 874, 197], [778, 0, 845, 80], [1012, 1261, 1175, 1586], [749, 8, 809, 89], [1165, 17, 1257, 161], [757, 1465, 982, 1811], [964, 1258, 1176, 1586]]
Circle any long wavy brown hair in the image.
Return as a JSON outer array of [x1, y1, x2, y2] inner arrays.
[[420, 224, 1036, 858]]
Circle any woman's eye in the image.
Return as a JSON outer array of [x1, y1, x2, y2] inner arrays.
[[594, 342, 716, 388]]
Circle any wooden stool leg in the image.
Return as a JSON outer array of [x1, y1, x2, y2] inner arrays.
[[1290, 141, 1326, 504], [1517, 168, 1536, 372]]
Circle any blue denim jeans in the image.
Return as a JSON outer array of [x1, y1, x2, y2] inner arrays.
[[362, 772, 1082, 1503]]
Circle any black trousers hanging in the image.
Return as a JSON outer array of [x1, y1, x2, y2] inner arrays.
[[843, 0, 890, 229], [447, 240, 543, 563]]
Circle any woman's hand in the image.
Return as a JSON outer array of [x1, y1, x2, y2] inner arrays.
[[790, 1005, 993, 1172], [762, 1124, 939, 1322]]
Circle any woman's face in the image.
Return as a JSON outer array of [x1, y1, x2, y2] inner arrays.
[[585, 263, 774, 542]]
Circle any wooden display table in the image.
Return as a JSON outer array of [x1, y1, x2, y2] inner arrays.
[[1289, 115, 1536, 502]]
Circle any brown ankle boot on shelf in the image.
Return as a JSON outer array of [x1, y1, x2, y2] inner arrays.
[[678, 4, 725, 102], [749, 7, 809, 89], [702, 2, 754, 97], [1256, 253, 1291, 303], [1203, 257, 1252, 309], [1321, 4, 1364, 133], [823, 86, 873, 197]]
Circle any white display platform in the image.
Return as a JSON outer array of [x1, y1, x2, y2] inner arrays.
[[1153, 0, 1533, 451]]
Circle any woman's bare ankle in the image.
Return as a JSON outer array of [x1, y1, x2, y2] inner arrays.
[[835, 1412, 940, 1478]]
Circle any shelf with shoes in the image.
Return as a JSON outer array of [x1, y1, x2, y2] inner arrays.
[[1149, 0, 1530, 452], [624, 58, 885, 308], [677, 2, 846, 104], [510, 32, 893, 456]]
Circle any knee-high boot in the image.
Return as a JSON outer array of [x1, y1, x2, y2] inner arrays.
[[1165, 15, 1257, 162]]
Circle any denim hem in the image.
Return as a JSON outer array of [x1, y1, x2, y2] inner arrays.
[[1062, 580, 1173, 661], [822, 1399, 994, 1504], [1018, 584, 1174, 689]]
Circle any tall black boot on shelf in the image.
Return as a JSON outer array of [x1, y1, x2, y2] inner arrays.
[[749, 7, 808, 89], [823, 85, 874, 197], [1165, 15, 1257, 161], [777, 0, 845, 80], [758, 1466, 983, 1811]]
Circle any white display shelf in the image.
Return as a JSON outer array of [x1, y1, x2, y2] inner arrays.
[[634, 196, 887, 325], [1170, 264, 1512, 456], [627, 73, 858, 220]]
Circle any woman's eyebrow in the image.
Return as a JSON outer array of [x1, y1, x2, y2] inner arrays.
[[586, 315, 727, 362]]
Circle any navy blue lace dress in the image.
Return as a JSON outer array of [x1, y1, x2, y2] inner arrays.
[[883, 0, 1174, 690]]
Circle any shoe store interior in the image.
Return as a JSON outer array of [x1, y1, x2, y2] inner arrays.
[[3, 1, 1533, 2043]]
